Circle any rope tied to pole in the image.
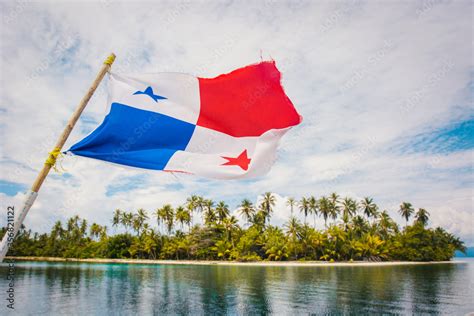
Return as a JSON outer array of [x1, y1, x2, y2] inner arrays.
[[45, 147, 65, 172], [103, 54, 116, 66]]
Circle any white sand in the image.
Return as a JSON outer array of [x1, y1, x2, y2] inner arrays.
[[5, 256, 465, 266]]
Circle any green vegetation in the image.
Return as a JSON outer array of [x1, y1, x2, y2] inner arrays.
[[1, 193, 466, 262]]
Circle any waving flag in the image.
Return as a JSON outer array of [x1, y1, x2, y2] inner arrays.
[[67, 61, 302, 179]]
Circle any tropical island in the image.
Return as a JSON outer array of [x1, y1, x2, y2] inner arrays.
[[1, 193, 466, 262]]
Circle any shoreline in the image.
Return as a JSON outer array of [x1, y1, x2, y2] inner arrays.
[[3, 256, 465, 267]]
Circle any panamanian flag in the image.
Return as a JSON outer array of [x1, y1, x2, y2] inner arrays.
[[67, 61, 302, 179]]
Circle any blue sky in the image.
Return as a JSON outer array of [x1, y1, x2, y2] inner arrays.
[[400, 119, 474, 154], [0, 0, 472, 244]]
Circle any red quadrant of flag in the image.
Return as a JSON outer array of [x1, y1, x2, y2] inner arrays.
[[197, 61, 302, 137]]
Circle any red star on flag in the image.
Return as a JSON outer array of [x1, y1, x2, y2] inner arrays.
[[221, 150, 251, 171]]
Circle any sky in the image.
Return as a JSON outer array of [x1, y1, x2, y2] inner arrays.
[[0, 0, 472, 245]]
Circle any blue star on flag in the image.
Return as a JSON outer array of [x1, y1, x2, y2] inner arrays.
[[133, 86, 167, 102]]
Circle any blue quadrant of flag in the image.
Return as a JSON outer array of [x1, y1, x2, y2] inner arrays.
[[69, 103, 196, 170]]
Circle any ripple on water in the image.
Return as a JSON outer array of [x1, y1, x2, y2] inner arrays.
[[0, 261, 472, 315]]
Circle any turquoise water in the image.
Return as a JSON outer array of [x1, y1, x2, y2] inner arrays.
[[0, 259, 473, 315], [456, 247, 474, 257]]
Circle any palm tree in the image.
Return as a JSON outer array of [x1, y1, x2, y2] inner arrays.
[[399, 202, 414, 228], [112, 209, 122, 231], [51, 220, 64, 240], [286, 197, 296, 216], [265, 238, 289, 261], [284, 216, 301, 260], [415, 208, 430, 226], [357, 233, 388, 261], [299, 197, 310, 223], [137, 209, 148, 224], [318, 196, 331, 227], [196, 196, 206, 222], [141, 223, 150, 234], [183, 208, 192, 230], [329, 192, 340, 206], [284, 216, 300, 238], [360, 197, 378, 222], [203, 199, 216, 226], [156, 205, 174, 235], [329, 203, 340, 224], [251, 210, 266, 228], [216, 201, 230, 224], [132, 216, 142, 236], [80, 219, 87, 237], [154, 208, 163, 234], [351, 215, 369, 238], [329, 192, 340, 222], [341, 212, 351, 231], [308, 196, 318, 228], [378, 210, 398, 238], [121, 212, 133, 233], [175, 206, 189, 231], [89, 223, 102, 240], [211, 239, 230, 260], [133, 208, 148, 236], [342, 197, 357, 220], [66, 215, 80, 239], [339, 198, 355, 231], [222, 215, 239, 245], [239, 199, 255, 226], [162, 204, 174, 234], [100, 225, 108, 240], [260, 192, 276, 225], [143, 231, 158, 259], [328, 194, 340, 224], [186, 195, 200, 226]]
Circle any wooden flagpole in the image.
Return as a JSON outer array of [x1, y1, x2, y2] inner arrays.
[[0, 53, 116, 262]]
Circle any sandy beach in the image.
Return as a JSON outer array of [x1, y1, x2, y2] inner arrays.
[[4, 256, 464, 267]]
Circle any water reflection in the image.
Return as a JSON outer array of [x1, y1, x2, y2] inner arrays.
[[0, 261, 472, 315]]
